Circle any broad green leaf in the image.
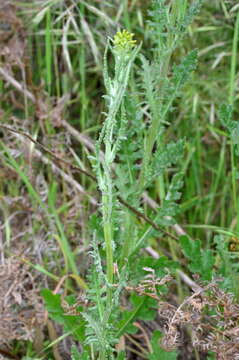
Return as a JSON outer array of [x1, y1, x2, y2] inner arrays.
[[180, 235, 214, 280], [147, 330, 178, 360], [42, 289, 86, 342], [71, 345, 89, 360]]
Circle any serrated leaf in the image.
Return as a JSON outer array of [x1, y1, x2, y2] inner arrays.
[[219, 104, 233, 127], [41, 289, 85, 342], [172, 50, 198, 88], [71, 345, 88, 360], [147, 330, 178, 360], [41, 289, 62, 315], [219, 104, 239, 155], [153, 140, 185, 178], [138, 256, 179, 278], [117, 296, 146, 336], [166, 173, 184, 202], [180, 236, 214, 280], [130, 293, 157, 321], [116, 352, 126, 360]]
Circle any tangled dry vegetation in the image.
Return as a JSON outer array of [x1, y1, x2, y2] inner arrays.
[[0, 256, 44, 343], [159, 280, 239, 359], [0, 255, 45, 359], [0, 1, 239, 359], [2, 257, 239, 359]]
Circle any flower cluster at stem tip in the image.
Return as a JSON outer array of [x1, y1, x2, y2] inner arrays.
[[113, 29, 137, 53]]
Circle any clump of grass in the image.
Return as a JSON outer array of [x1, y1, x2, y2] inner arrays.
[[159, 279, 239, 360], [0, 1, 239, 359]]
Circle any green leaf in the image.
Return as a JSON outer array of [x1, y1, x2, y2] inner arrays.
[[160, 51, 197, 118], [153, 140, 185, 179], [172, 50, 198, 89], [147, 330, 178, 360], [116, 352, 126, 360], [117, 293, 159, 337], [180, 235, 215, 280], [130, 293, 157, 321], [219, 104, 233, 127], [41, 289, 62, 315], [166, 173, 184, 202], [219, 104, 239, 155], [41, 289, 86, 342], [137, 256, 178, 278], [117, 293, 160, 337], [154, 171, 184, 226], [116, 296, 146, 336], [71, 345, 89, 360]]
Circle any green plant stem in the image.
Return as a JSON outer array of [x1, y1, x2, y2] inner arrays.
[[139, 0, 191, 195], [45, 7, 52, 95], [103, 220, 114, 297], [102, 176, 114, 308], [229, 12, 239, 105], [138, 53, 173, 193], [99, 42, 140, 313], [101, 154, 114, 308], [171, 0, 188, 24], [137, 112, 160, 192], [229, 11, 239, 231], [119, 210, 134, 268]]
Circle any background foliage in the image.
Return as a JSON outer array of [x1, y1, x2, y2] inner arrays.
[[0, 0, 239, 359]]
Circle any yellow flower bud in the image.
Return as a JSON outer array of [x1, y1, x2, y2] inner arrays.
[[113, 29, 137, 53]]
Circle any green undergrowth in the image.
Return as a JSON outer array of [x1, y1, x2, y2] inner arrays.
[[0, 0, 239, 359]]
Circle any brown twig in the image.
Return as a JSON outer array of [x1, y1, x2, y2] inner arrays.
[[133, 322, 153, 353], [0, 348, 20, 360], [0, 124, 179, 242], [118, 195, 178, 241], [0, 65, 179, 241], [0, 67, 201, 292], [0, 124, 96, 181]]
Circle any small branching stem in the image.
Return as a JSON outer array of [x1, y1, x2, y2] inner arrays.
[[98, 36, 140, 312], [101, 163, 114, 307]]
